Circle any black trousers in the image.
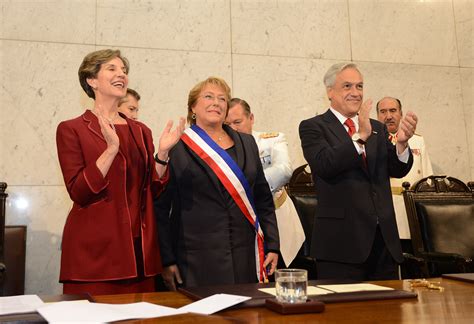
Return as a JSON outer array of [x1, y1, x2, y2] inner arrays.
[[316, 225, 398, 281]]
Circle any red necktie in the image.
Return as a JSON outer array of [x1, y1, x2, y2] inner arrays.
[[344, 118, 356, 137], [344, 118, 367, 166]]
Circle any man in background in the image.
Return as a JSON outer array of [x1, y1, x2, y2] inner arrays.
[[118, 88, 141, 120], [376, 97, 433, 244], [226, 98, 305, 267]]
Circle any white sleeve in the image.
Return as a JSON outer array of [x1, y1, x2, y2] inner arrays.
[[263, 133, 293, 192], [397, 145, 410, 163], [420, 137, 434, 176]]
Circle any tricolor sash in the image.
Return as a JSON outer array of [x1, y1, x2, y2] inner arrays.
[[181, 124, 268, 283]]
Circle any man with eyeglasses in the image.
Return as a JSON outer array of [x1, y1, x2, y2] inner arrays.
[[299, 63, 417, 281], [226, 98, 305, 268], [376, 96, 433, 245]]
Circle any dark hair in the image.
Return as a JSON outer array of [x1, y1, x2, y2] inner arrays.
[[229, 98, 252, 116], [376, 97, 402, 113], [78, 49, 129, 99], [118, 88, 141, 106]]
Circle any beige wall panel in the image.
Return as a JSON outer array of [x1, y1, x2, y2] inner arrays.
[[96, 0, 231, 52], [350, 0, 458, 66], [0, 40, 95, 185], [231, 0, 350, 59], [1, 0, 96, 44], [453, 0, 474, 67], [460, 68, 473, 179]]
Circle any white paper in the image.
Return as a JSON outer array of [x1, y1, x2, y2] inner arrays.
[[0, 294, 45, 315], [317, 283, 394, 293], [37, 301, 185, 323], [178, 293, 251, 315], [259, 285, 334, 296], [258, 287, 277, 296]]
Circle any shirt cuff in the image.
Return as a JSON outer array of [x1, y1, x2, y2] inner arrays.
[[353, 142, 366, 155], [397, 146, 410, 163]]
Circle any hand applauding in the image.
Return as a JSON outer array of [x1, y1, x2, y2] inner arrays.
[[358, 99, 373, 141], [155, 117, 186, 161], [96, 108, 120, 154], [396, 111, 418, 144]]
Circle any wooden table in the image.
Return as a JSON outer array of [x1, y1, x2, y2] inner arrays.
[[2, 278, 473, 323], [93, 278, 474, 323]]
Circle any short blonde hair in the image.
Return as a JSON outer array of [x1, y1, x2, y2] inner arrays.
[[78, 49, 129, 99], [187, 77, 231, 125]]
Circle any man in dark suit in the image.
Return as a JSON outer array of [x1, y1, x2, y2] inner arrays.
[[299, 63, 417, 280]]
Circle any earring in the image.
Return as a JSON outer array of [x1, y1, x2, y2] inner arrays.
[[192, 113, 196, 120]]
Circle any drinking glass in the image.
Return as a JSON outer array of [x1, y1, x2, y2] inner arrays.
[[275, 269, 308, 303]]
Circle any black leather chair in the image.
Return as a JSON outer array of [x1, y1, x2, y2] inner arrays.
[[285, 164, 318, 279], [0, 183, 26, 296], [402, 175, 474, 277], [0, 182, 7, 294], [3, 225, 26, 295]]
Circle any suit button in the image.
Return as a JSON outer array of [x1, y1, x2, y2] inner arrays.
[[372, 192, 377, 197], [142, 223, 146, 229]]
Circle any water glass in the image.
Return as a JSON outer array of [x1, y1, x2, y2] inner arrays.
[[275, 269, 308, 303]]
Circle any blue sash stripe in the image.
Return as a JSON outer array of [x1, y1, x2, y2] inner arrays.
[[191, 125, 261, 230]]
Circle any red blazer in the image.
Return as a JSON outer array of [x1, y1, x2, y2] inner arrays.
[[56, 110, 167, 281]]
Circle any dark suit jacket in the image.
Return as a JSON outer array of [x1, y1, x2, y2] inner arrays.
[[299, 110, 413, 264], [155, 125, 279, 287], [56, 110, 166, 281]]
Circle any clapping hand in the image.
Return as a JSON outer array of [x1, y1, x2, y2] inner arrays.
[[156, 117, 186, 158], [96, 107, 119, 154], [358, 99, 373, 140], [396, 111, 418, 144]]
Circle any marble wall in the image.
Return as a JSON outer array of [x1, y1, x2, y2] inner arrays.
[[0, 0, 472, 294]]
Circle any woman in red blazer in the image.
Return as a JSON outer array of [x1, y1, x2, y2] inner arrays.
[[56, 49, 184, 295]]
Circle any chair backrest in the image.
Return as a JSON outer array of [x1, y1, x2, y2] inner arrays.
[[286, 164, 317, 257], [3, 225, 26, 296], [0, 182, 7, 293], [402, 176, 474, 259]]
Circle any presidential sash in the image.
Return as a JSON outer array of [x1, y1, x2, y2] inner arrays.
[[181, 124, 268, 283]]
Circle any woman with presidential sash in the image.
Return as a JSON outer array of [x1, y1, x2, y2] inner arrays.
[[155, 77, 280, 290]]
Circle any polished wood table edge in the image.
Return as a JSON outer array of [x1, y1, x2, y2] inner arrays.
[[93, 278, 474, 323], [1, 278, 473, 323]]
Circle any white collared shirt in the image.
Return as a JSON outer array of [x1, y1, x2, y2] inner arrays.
[[329, 107, 409, 163]]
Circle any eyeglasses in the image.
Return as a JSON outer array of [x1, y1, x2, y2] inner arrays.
[[201, 94, 227, 104]]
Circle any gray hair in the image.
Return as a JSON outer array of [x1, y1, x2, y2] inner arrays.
[[323, 63, 361, 88]]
